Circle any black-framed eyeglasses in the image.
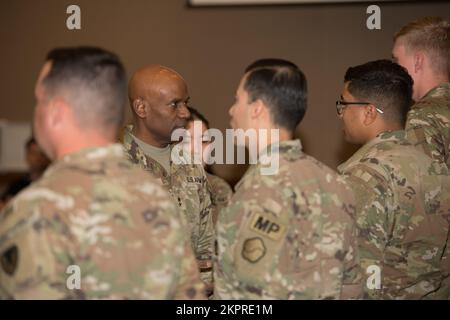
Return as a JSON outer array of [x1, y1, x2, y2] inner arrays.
[[335, 100, 384, 116]]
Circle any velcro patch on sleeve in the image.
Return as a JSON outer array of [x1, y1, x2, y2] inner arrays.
[[241, 237, 266, 263], [248, 212, 286, 241]]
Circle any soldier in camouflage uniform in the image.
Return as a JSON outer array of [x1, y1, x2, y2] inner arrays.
[[337, 59, 450, 299], [122, 65, 214, 291], [0, 47, 205, 299], [392, 17, 450, 169], [393, 19, 450, 298], [214, 59, 362, 300], [206, 173, 233, 226], [184, 107, 233, 226]]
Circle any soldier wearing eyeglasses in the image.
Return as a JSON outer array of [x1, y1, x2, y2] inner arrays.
[[337, 59, 450, 299]]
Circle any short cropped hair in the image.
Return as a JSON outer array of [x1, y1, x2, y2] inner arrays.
[[43, 46, 127, 130], [394, 16, 449, 78], [344, 59, 413, 126], [243, 58, 307, 131]]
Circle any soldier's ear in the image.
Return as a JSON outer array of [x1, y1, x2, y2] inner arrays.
[[363, 104, 378, 126], [47, 96, 70, 130], [250, 99, 265, 120], [132, 98, 147, 118], [413, 51, 425, 73]]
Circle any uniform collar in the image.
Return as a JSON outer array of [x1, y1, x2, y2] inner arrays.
[[44, 144, 124, 177], [412, 82, 450, 109], [338, 130, 405, 172], [259, 139, 303, 158], [234, 139, 303, 191]]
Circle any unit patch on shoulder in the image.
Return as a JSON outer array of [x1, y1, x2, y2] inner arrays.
[[248, 212, 286, 241], [242, 237, 266, 263]]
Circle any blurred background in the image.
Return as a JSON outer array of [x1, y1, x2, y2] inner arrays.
[[0, 0, 449, 192]]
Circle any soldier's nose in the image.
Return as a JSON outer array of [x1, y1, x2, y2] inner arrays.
[[178, 105, 190, 119]]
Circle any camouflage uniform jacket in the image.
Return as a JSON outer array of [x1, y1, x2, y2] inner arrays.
[[0, 144, 205, 299], [406, 82, 450, 169], [206, 173, 233, 226], [338, 130, 450, 299], [214, 139, 362, 300], [121, 126, 214, 284]]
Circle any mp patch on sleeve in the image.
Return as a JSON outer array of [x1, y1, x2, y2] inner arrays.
[[248, 212, 286, 241]]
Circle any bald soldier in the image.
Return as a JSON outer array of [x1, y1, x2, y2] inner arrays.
[[337, 60, 449, 299], [214, 59, 362, 300], [122, 65, 214, 290], [0, 47, 205, 299]]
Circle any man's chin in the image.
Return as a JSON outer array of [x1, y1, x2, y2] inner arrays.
[[343, 133, 361, 146], [342, 130, 352, 143]]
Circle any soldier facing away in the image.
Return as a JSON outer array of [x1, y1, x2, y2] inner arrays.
[[392, 17, 450, 298], [214, 59, 362, 300], [121, 65, 214, 293], [337, 59, 450, 299], [392, 17, 450, 169], [0, 47, 205, 299]]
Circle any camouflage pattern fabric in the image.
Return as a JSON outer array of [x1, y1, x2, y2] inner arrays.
[[214, 139, 362, 300], [338, 130, 450, 299], [121, 126, 214, 286], [406, 83, 450, 169], [206, 173, 233, 226], [0, 144, 205, 299], [406, 83, 450, 299]]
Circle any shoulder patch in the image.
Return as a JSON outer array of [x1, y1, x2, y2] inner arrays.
[[249, 212, 286, 241], [242, 237, 266, 263], [1, 245, 19, 276]]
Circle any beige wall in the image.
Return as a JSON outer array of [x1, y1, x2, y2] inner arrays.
[[1, 0, 448, 185]]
